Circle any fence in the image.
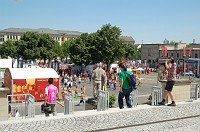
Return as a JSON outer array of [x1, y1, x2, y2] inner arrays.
[[64, 91, 74, 115], [130, 89, 138, 107], [7, 94, 35, 119], [151, 85, 162, 106], [190, 82, 199, 101], [97, 90, 109, 111]]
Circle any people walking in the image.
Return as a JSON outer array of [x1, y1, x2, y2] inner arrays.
[[159, 57, 177, 106], [118, 63, 132, 109], [92, 63, 106, 98], [44, 78, 60, 116]]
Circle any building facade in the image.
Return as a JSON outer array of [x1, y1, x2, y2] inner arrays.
[[0, 28, 83, 45], [141, 43, 200, 68]]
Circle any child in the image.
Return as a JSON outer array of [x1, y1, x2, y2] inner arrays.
[[82, 85, 85, 95], [75, 86, 78, 98], [76, 88, 84, 106], [113, 79, 116, 90], [68, 86, 72, 94], [78, 76, 81, 84], [62, 88, 65, 101]]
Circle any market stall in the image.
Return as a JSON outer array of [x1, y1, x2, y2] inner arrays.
[[4, 68, 59, 101]]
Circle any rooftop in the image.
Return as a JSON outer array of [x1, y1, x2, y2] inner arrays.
[[119, 36, 135, 43], [0, 28, 83, 36]]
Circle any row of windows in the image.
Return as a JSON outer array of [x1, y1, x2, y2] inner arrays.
[[0, 38, 4, 42], [7, 35, 20, 40], [52, 37, 60, 41]]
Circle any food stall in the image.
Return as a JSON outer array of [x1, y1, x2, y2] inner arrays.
[[4, 68, 59, 101]]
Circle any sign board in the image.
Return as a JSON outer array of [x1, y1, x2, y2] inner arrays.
[[185, 60, 198, 64]]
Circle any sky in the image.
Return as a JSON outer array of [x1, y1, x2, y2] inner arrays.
[[1, 0, 200, 44]]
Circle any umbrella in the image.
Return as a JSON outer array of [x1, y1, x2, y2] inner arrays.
[[136, 67, 144, 71]]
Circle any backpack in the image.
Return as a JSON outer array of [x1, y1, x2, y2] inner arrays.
[[124, 72, 137, 90]]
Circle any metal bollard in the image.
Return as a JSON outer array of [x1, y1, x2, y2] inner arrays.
[[64, 92, 74, 115], [190, 82, 199, 101], [130, 89, 138, 107], [151, 86, 162, 106], [97, 90, 109, 111]]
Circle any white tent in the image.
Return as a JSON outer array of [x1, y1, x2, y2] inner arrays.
[[136, 67, 144, 71], [7, 68, 59, 79]]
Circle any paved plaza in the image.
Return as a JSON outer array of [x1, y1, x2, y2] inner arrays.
[[1, 100, 200, 132]]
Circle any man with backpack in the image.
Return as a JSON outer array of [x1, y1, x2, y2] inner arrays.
[[118, 63, 133, 109]]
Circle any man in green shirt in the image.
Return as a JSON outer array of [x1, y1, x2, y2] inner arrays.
[[118, 63, 132, 109]]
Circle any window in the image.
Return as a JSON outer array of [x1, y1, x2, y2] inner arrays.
[[177, 53, 179, 58], [195, 53, 198, 58], [171, 53, 173, 57], [0, 35, 3, 42]]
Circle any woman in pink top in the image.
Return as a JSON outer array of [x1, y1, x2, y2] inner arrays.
[[44, 78, 60, 116]]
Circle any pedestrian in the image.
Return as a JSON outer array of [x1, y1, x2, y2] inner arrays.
[[78, 76, 81, 84], [44, 78, 60, 116], [75, 86, 78, 98], [62, 88, 65, 101], [118, 63, 132, 109], [68, 86, 72, 94], [82, 85, 85, 95], [92, 63, 106, 98], [76, 88, 85, 106], [159, 57, 177, 106]]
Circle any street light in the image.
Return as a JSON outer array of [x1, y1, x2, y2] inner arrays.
[[17, 55, 23, 68]]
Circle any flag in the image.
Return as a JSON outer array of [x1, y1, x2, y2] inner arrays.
[[161, 46, 165, 56], [183, 47, 186, 57], [164, 47, 168, 57], [189, 46, 192, 57]]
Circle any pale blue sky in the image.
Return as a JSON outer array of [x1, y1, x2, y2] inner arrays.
[[1, 0, 200, 44]]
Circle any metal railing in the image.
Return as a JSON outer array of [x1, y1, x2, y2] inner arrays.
[[64, 91, 74, 115], [130, 89, 138, 107], [7, 94, 35, 119], [97, 90, 109, 111], [190, 82, 199, 101], [151, 85, 162, 106]]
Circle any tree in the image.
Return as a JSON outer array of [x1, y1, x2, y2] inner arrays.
[[123, 43, 141, 60], [38, 34, 59, 62], [169, 41, 176, 45], [19, 32, 40, 60], [0, 41, 17, 58], [62, 39, 73, 61], [68, 33, 92, 67], [94, 24, 123, 70]]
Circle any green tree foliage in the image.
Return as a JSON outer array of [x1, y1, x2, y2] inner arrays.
[[18, 32, 40, 60], [169, 41, 176, 45], [68, 33, 92, 66], [38, 34, 59, 61], [93, 24, 123, 70], [0, 24, 141, 68], [67, 24, 141, 70], [0, 41, 17, 58]]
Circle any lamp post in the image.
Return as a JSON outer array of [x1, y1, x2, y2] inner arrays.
[[18, 56, 23, 68]]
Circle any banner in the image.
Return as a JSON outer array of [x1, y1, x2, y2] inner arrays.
[[183, 47, 186, 57], [164, 47, 168, 57], [161, 46, 165, 56], [189, 46, 192, 57]]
